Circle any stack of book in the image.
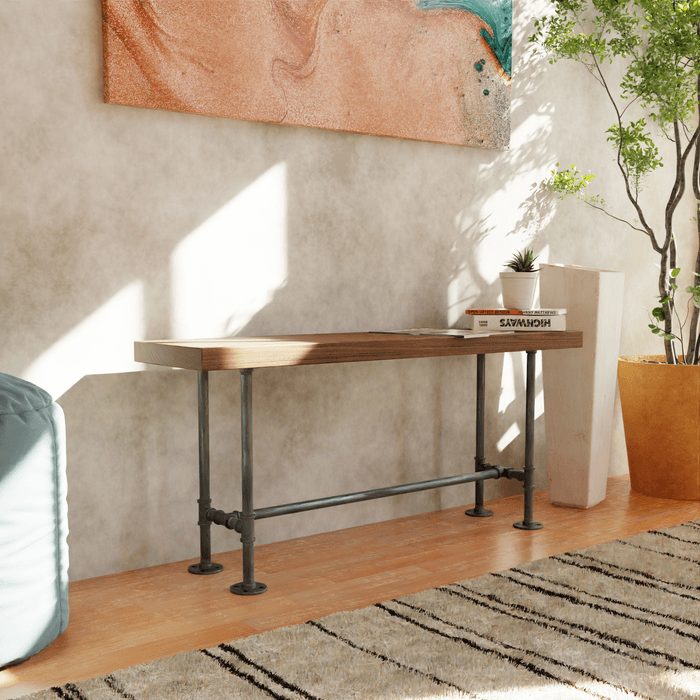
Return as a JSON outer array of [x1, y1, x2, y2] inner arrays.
[[373, 308, 567, 339], [464, 308, 567, 331]]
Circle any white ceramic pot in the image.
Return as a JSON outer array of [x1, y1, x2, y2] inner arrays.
[[499, 271, 538, 310]]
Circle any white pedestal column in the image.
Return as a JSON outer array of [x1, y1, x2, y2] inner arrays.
[[539, 264, 625, 508]]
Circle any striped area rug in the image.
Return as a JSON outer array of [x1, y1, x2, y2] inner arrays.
[[25, 520, 700, 700]]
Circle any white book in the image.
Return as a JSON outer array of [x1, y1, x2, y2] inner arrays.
[[464, 315, 566, 331]]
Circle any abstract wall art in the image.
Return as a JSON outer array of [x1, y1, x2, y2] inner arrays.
[[102, 0, 511, 149]]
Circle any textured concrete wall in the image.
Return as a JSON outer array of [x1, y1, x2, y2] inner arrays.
[[1, 0, 678, 581]]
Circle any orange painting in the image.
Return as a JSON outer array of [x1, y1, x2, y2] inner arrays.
[[102, 0, 511, 149]]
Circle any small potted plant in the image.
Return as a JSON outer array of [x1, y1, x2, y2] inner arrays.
[[500, 248, 539, 310]]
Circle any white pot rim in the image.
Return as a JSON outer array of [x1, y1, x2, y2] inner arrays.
[[499, 270, 539, 278]]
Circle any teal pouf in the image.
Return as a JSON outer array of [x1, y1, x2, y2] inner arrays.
[[0, 373, 69, 669]]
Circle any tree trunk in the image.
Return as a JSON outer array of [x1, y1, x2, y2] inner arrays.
[[661, 235, 677, 363], [686, 207, 700, 364], [688, 74, 700, 364]]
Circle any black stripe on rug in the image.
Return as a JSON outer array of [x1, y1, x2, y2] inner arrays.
[[552, 552, 700, 599], [49, 684, 88, 700], [200, 647, 295, 700], [305, 619, 481, 699], [443, 581, 694, 672], [216, 643, 321, 700], [102, 675, 137, 700], [617, 538, 700, 564], [649, 529, 700, 546], [500, 567, 700, 642], [377, 599, 651, 700]]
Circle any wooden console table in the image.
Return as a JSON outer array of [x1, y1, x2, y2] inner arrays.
[[135, 331, 583, 596]]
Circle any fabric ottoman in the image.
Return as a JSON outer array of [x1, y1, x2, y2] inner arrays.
[[0, 373, 69, 669]]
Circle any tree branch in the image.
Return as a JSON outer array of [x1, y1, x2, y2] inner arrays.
[[581, 200, 657, 236], [587, 47, 661, 250]]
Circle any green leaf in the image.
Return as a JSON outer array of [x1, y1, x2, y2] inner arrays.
[[544, 165, 604, 206], [671, 268, 681, 277], [606, 119, 663, 191], [504, 247, 539, 272]]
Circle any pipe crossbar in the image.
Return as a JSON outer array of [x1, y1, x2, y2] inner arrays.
[[253, 467, 504, 520]]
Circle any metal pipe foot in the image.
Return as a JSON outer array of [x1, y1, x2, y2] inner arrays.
[[230, 581, 268, 595], [513, 519, 543, 531], [465, 504, 493, 517], [188, 561, 224, 575]]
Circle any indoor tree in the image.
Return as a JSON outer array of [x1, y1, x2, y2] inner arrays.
[[531, 0, 700, 364]]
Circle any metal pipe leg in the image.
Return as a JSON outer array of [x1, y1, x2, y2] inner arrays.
[[230, 369, 267, 595], [189, 371, 224, 575], [514, 351, 543, 530], [466, 354, 493, 518]]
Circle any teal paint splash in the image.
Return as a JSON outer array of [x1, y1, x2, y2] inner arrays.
[[417, 0, 512, 77]]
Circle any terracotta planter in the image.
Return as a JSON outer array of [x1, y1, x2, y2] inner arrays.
[[618, 355, 700, 501]]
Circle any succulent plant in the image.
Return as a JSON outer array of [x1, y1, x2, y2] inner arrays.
[[504, 248, 539, 273]]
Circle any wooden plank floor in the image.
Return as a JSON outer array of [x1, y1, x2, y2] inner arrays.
[[2, 475, 699, 699]]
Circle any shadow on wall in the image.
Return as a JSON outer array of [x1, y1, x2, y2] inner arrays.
[[3, 0, 559, 580], [443, 4, 557, 504]]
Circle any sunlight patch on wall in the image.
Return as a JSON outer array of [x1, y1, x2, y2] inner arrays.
[[170, 162, 288, 338], [23, 281, 145, 399], [497, 421, 521, 452], [474, 114, 554, 288], [446, 111, 554, 324], [447, 280, 463, 328], [496, 351, 544, 450], [535, 387, 544, 419], [498, 352, 517, 413], [498, 352, 544, 416]]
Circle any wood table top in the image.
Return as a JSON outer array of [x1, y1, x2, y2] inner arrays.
[[134, 331, 584, 371]]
